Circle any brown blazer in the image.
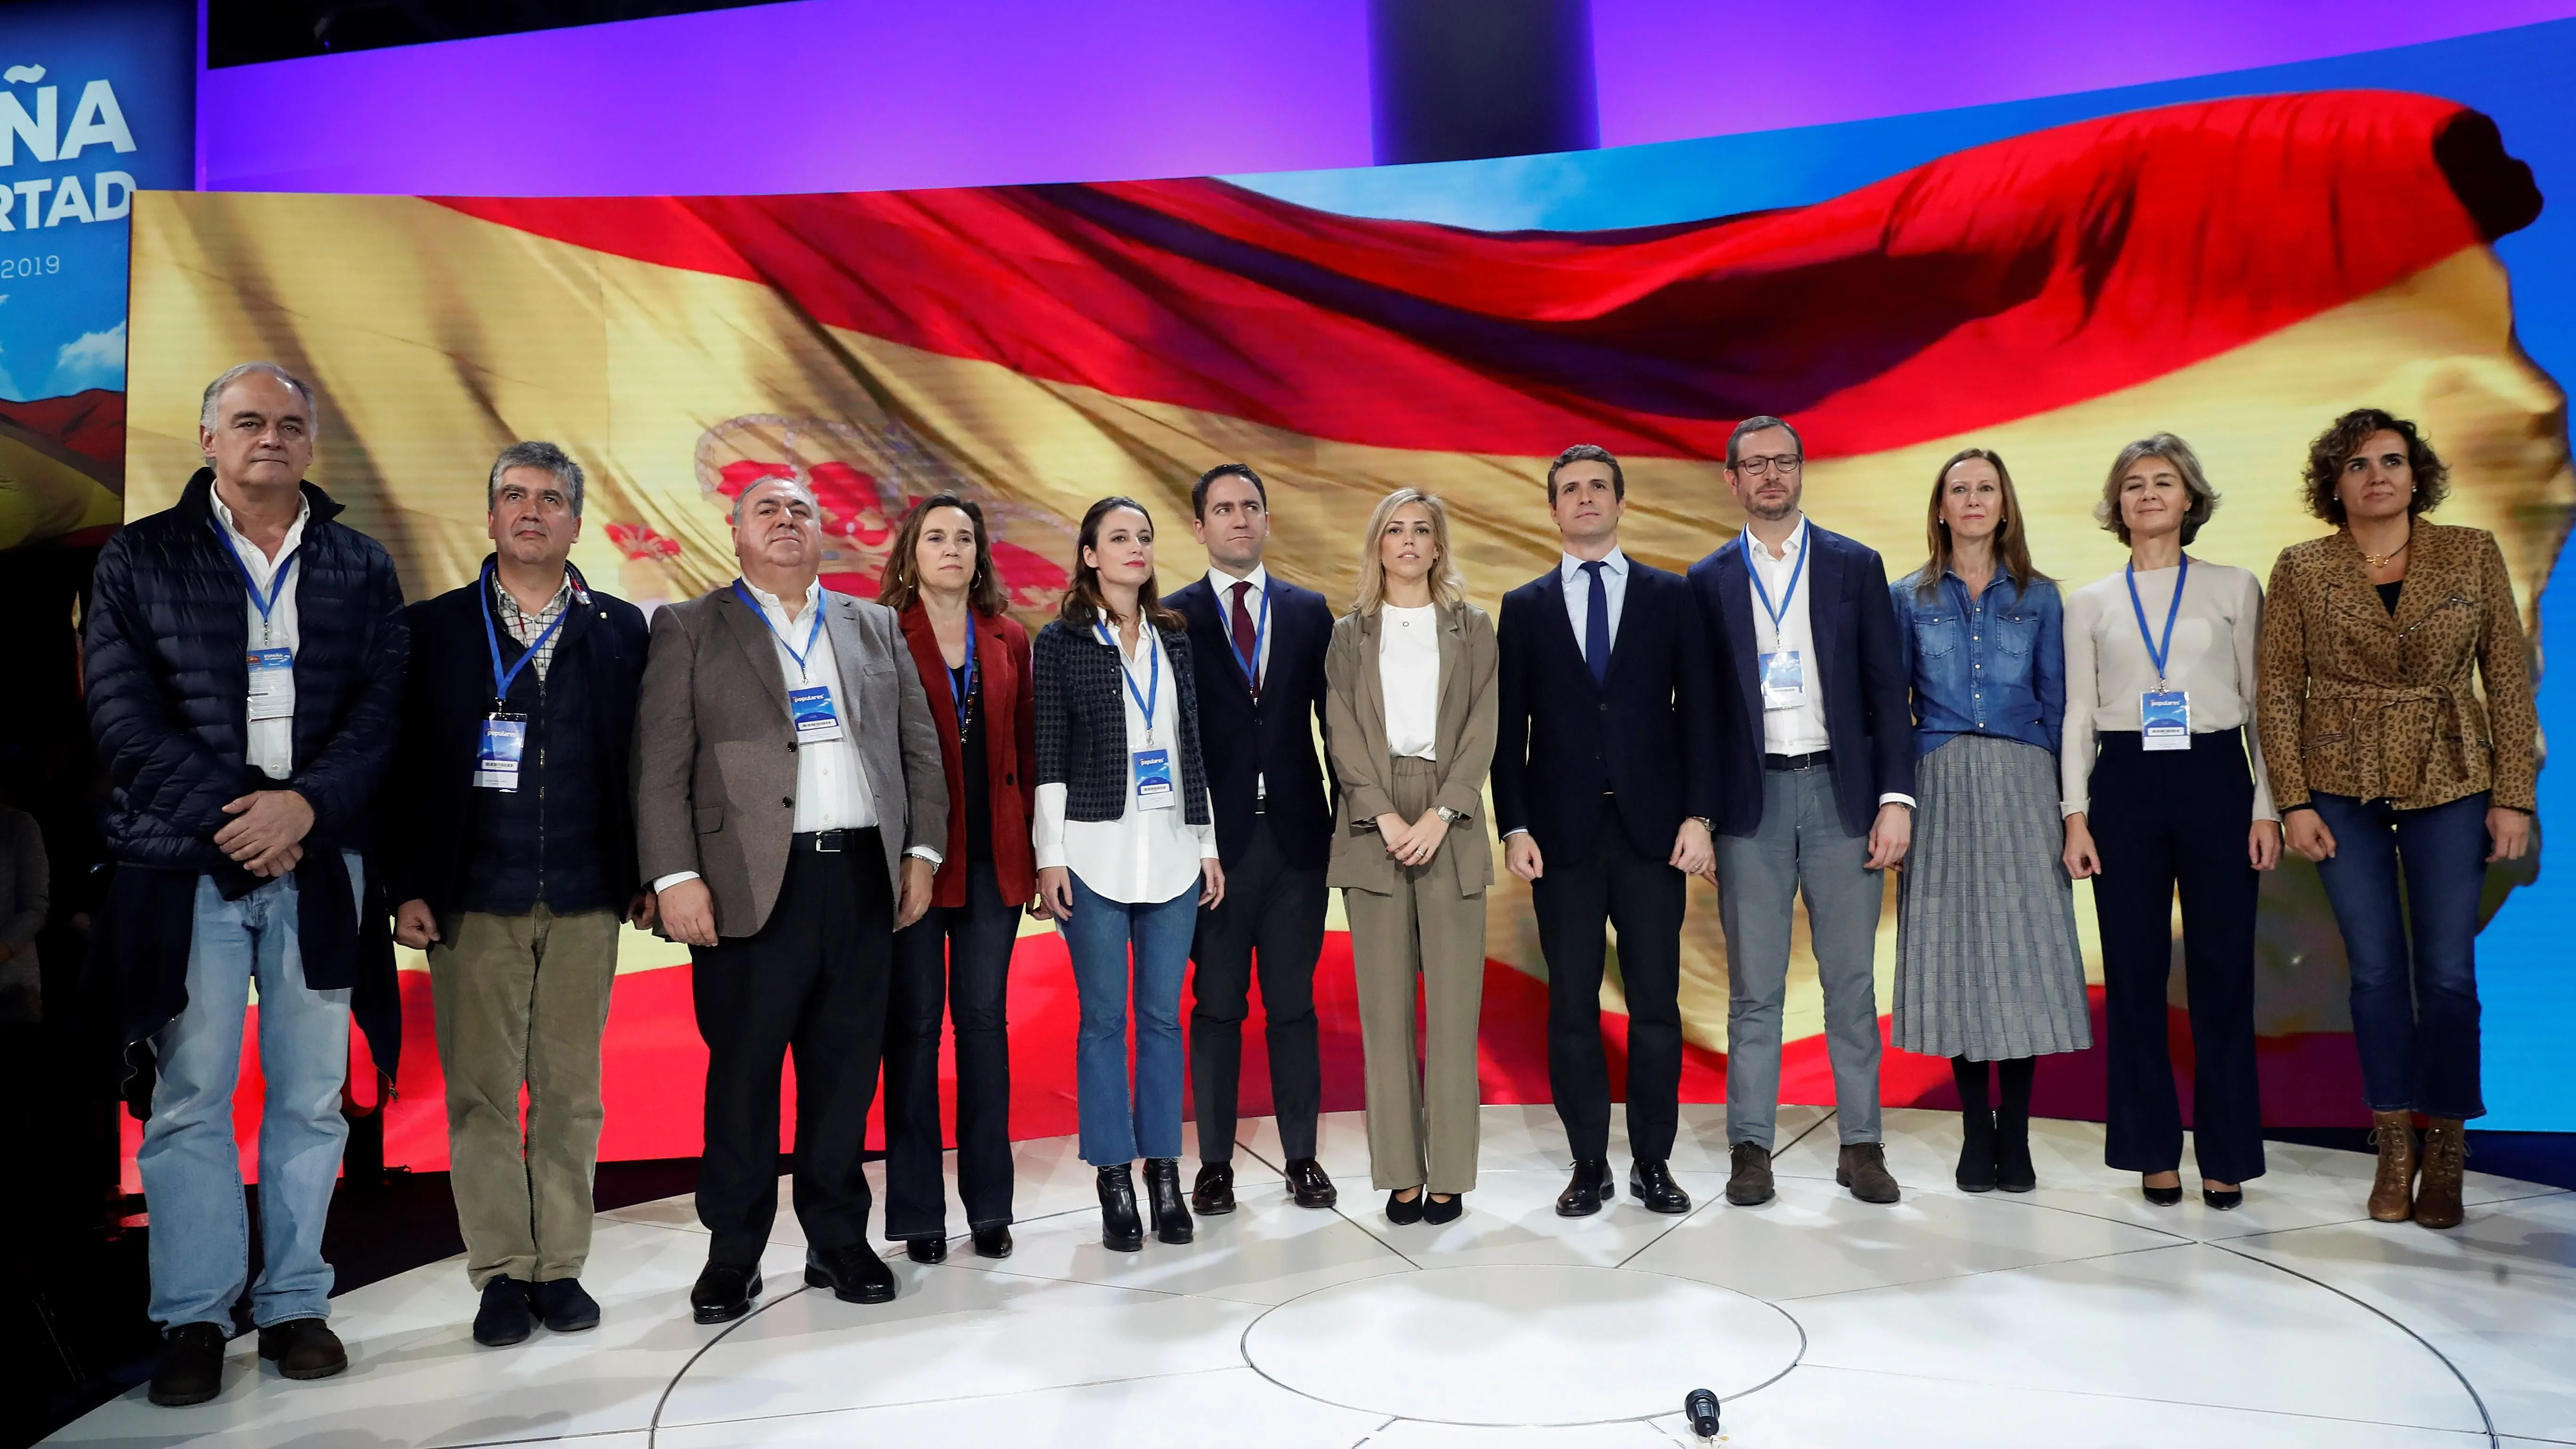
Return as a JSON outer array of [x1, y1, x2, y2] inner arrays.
[[2256, 522, 2536, 814], [1323, 600, 1499, 898], [897, 603, 1038, 909], [634, 584, 949, 937]]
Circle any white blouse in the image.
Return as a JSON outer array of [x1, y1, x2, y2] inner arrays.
[[2061, 557, 2276, 821], [1032, 625, 1218, 905], [1380, 604, 1441, 759]]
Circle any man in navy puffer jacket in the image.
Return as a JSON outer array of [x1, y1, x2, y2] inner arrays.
[[84, 362, 407, 1408]]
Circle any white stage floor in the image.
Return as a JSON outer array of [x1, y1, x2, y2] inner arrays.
[[46, 1105, 2576, 1448]]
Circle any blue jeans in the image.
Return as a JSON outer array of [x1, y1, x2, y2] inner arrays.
[[138, 854, 362, 1331], [1057, 874, 1197, 1165], [2308, 792, 2489, 1120]]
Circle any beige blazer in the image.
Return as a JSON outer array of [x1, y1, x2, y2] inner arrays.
[[1323, 599, 1499, 898], [634, 584, 948, 938]]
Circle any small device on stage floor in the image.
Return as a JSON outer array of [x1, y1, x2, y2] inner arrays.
[[1685, 1387, 1722, 1441]]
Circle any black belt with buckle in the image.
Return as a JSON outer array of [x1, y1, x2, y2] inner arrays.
[[1763, 749, 1832, 772], [796, 829, 856, 853]]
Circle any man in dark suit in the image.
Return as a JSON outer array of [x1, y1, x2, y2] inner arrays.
[[1686, 415, 1914, 1209], [386, 443, 651, 1348], [633, 475, 947, 1321], [1495, 445, 1717, 1219], [1168, 463, 1339, 1214]]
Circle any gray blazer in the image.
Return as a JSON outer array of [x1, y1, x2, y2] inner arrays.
[[634, 584, 948, 938], [1323, 600, 1499, 899]]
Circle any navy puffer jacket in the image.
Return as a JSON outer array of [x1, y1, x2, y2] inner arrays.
[[87, 470, 408, 868]]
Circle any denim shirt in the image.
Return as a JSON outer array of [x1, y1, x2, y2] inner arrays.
[[1890, 567, 2065, 758]]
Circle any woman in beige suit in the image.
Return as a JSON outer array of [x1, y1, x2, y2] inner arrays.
[[1325, 488, 1499, 1225]]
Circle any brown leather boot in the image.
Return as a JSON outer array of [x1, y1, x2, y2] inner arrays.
[[2413, 1118, 2467, 1230], [2366, 1110, 2417, 1223]]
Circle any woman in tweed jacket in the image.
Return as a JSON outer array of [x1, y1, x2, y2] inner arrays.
[[2258, 409, 2536, 1232], [1031, 497, 1225, 1254]]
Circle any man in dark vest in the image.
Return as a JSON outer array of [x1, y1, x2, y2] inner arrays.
[[86, 362, 407, 1407], [1167, 463, 1338, 1214], [386, 442, 652, 1348]]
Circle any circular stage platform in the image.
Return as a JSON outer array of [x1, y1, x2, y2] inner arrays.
[[45, 1105, 2576, 1448]]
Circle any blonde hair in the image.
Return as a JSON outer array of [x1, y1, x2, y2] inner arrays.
[[1352, 488, 1465, 615], [2097, 433, 2221, 546]]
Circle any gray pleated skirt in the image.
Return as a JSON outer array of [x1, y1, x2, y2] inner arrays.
[[1892, 733, 2094, 1061]]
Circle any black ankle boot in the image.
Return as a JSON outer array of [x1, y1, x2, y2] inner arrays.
[[1956, 1107, 1997, 1192], [1097, 1164, 1144, 1251], [1143, 1158, 1195, 1245], [1993, 1102, 2036, 1192]]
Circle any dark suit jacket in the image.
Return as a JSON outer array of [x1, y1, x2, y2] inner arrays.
[[633, 584, 947, 938], [1493, 558, 1717, 864], [1166, 573, 1336, 870], [1686, 524, 1913, 839], [384, 561, 650, 920]]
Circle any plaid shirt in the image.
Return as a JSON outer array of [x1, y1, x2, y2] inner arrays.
[[493, 570, 575, 683]]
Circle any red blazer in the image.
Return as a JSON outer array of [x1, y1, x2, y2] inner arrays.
[[899, 603, 1038, 909]]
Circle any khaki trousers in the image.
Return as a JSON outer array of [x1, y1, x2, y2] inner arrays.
[[1345, 758, 1489, 1195], [428, 905, 620, 1288]]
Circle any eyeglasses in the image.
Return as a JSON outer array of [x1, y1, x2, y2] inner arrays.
[[1734, 454, 1803, 478]]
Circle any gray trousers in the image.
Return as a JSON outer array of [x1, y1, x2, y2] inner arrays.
[[1715, 760, 1885, 1148]]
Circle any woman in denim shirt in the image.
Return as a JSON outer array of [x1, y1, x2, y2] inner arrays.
[[1890, 449, 2092, 1193]]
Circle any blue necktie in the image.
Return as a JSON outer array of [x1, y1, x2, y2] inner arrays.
[[1581, 559, 1610, 685]]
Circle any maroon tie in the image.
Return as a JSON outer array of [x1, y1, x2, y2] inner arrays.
[[1231, 580, 1262, 698]]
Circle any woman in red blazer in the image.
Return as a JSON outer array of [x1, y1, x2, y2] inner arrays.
[[877, 493, 1038, 1263]]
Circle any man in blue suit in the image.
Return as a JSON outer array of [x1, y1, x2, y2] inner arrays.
[[1168, 464, 1339, 1214], [1686, 416, 1913, 1208], [1495, 445, 1717, 1219]]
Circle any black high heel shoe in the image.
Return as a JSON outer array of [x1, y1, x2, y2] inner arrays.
[[1385, 1188, 1425, 1224], [1097, 1164, 1144, 1250], [1143, 1158, 1196, 1245], [2201, 1185, 2243, 1211], [2141, 1175, 2184, 1207]]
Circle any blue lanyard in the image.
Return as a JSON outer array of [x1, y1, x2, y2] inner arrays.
[[480, 562, 575, 708], [1096, 618, 1160, 738], [1225, 580, 1269, 690], [2125, 554, 2189, 687], [211, 517, 298, 637], [946, 610, 978, 724], [1744, 523, 1806, 637], [733, 580, 825, 681]]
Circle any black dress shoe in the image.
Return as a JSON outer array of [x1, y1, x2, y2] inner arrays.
[[905, 1236, 947, 1264], [690, 1260, 762, 1323], [473, 1276, 533, 1346], [1555, 1158, 1612, 1217], [1421, 1192, 1463, 1224], [1191, 1160, 1237, 1215], [1725, 1141, 1776, 1206], [1284, 1157, 1338, 1209], [1144, 1157, 1196, 1245], [1098, 1164, 1145, 1250], [1628, 1159, 1693, 1215], [972, 1224, 1014, 1259], [530, 1277, 600, 1333], [2141, 1178, 2184, 1207], [149, 1321, 230, 1407], [1385, 1189, 1425, 1224], [256, 1319, 348, 1380], [805, 1243, 898, 1304], [2202, 1186, 2244, 1211]]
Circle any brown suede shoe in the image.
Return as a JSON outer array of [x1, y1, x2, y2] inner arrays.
[[1836, 1143, 1902, 1204], [2367, 1109, 2418, 1224], [2413, 1118, 2467, 1230], [1724, 1141, 1775, 1206]]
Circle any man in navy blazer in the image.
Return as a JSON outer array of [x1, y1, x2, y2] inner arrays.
[[1685, 415, 1914, 1209], [1495, 445, 1717, 1219], [1167, 464, 1339, 1215]]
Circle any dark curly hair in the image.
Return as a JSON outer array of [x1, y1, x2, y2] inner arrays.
[[2302, 408, 2450, 525]]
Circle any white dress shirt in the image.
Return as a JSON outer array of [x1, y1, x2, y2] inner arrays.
[[1033, 623, 1218, 904], [211, 490, 309, 781], [1560, 546, 1628, 662], [2061, 558, 2276, 821], [1208, 562, 1274, 798], [1379, 603, 1442, 759], [1746, 518, 1913, 808], [653, 579, 937, 896]]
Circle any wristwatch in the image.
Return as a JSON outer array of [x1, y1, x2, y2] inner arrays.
[[1434, 805, 1468, 825]]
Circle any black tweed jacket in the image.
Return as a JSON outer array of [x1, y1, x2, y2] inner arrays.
[[1032, 618, 1213, 826]]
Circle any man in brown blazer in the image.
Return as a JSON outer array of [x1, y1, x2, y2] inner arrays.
[[635, 475, 946, 1322]]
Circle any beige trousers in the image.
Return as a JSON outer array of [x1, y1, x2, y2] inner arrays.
[[428, 905, 620, 1288], [1345, 757, 1489, 1194]]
